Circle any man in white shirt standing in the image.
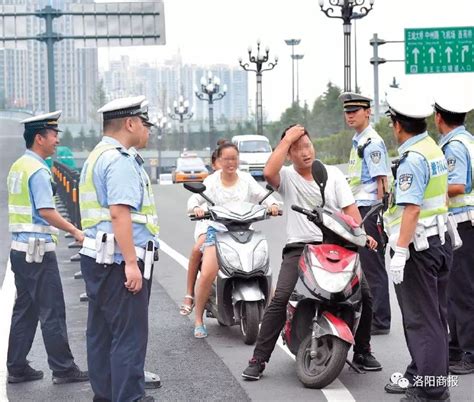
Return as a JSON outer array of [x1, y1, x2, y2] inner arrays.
[[242, 125, 382, 380]]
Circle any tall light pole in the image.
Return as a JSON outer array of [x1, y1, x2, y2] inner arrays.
[[239, 40, 278, 136], [318, 0, 375, 92], [291, 54, 304, 105], [195, 71, 227, 153], [168, 95, 193, 152], [284, 39, 301, 105], [154, 112, 168, 180]]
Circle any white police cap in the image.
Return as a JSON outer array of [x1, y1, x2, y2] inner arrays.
[[385, 89, 433, 121], [98, 95, 153, 126], [434, 90, 474, 114], [20, 110, 62, 132]]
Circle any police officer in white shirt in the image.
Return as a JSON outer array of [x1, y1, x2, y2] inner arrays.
[[434, 90, 474, 375]]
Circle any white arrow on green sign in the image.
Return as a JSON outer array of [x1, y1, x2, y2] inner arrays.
[[405, 26, 474, 74]]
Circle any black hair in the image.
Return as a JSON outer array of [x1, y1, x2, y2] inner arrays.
[[211, 148, 219, 165], [216, 138, 230, 146], [280, 124, 310, 141], [391, 116, 427, 136], [24, 129, 47, 149], [216, 142, 239, 157], [436, 109, 466, 127]]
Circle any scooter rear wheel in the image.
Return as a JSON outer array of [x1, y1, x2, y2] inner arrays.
[[296, 334, 350, 389], [240, 301, 260, 345]]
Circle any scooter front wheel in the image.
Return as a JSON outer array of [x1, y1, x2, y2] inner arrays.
[[296, 334, 350, 389], [240, 301, 260, 345]]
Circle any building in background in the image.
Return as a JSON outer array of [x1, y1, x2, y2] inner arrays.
[[0, 0, 98, 123]]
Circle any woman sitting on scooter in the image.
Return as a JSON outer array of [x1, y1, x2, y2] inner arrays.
[[188, 142, 280, 338]]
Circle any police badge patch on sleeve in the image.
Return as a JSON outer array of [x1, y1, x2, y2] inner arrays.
[[447, 157, 456, 172], [370, 151, 381, 164], [399, 173, 413, 191]]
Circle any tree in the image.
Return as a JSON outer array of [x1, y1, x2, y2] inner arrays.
[[76, 127, 86, 151], [309, 82, 346, 137], [87, 127, 99, 150], [60, 127, 73, 148], [89, 79, 107, 124]]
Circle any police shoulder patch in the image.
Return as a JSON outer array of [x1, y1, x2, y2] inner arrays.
[[398, 173, 413, 191], [447, 157, 456, 172], [370, 151, 381, 164]]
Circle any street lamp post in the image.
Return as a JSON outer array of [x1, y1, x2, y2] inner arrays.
[[239, 40, 278, 136], [168, 95, 193, 152], [195, 71, 227, 153], [284, 39, 301, 104], [154, 113, 168, 181], [318, 0, 375, 92], [291, 54, 304, 105]]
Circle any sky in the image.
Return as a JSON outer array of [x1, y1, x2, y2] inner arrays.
[[98, 0, 474, 120]]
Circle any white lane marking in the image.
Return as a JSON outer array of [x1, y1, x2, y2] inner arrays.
[[0, 259, 15, 402], [159, 239, 355, 402]]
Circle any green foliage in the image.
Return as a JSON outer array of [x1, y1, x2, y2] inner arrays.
[[89, 80, 107, 123], [313, 130, 353, 164], [60, 128, 73, 148]]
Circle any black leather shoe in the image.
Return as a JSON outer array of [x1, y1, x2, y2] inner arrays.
[[8, 365, 44, 384], [52, 364, 89, 384], [384, 382, 408, 394], [136, 396, 155, 402], [450, 359, 474, 375], [353, 352, 382, 371]]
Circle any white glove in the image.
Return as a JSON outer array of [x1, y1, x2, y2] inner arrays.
[[390, 247, 409, 285]]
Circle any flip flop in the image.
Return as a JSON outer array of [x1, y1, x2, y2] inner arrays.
[[179, 295, 194, 316], [194, 324, 208, 339]]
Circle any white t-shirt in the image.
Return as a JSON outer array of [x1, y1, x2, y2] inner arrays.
[[278, 165, 355, 244]]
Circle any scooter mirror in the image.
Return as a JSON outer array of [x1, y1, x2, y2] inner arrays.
[[311, 159, 327, 207], [183, 182, 206, 194], [265, 184, 275, 192]]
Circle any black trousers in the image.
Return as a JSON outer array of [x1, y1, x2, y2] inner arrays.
[[7, 250, 75, 375], [447, 222, 474, 363], [395, 236, 452, 399], [81, 255, 149, 402], [253, 242, 373, 362], [358, 206, 391, 330]]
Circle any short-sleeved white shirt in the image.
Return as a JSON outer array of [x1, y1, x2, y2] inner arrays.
[[278, 165, 355, 244]]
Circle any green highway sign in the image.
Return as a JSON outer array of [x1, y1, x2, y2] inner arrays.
[[405, 26, 473, 75]]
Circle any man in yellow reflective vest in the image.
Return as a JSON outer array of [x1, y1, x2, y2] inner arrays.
[[434, 90, 474, 375], [7, 111, 88, 384], [79, 96, 158, 402], [340, 92, 391, 336], [383, 90, 452, 401]]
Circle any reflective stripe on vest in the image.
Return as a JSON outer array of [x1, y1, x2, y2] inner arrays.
[[79, 143, 159, 235], [384, 135, 448, 235], [7, 154, 59, 235], [443, 132, 474, 210], [347, 128, 388, 201]]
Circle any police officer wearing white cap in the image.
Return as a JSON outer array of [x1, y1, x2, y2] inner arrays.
[[79, 96, 158, 402], [6, 111, 89, 384], [340, 92, 392, 336], [383, 91, 452, 401], [434, 91, 474, 376]]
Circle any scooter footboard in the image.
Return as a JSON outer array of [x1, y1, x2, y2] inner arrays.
[[316, 311, 355, 345]]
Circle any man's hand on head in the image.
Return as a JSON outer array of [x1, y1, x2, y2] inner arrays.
[[282, 125, 306, 147]]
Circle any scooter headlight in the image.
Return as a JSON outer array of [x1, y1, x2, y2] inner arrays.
[[218, 242, 242, 271], [252, 240, 269, 272], [314, 267, 353, 294]]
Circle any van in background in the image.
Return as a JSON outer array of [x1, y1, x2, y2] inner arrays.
[[231, 135, 272, 180]]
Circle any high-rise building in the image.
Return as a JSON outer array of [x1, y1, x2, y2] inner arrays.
[[101, 57, 249, 124], [0, 0, 98, 123]]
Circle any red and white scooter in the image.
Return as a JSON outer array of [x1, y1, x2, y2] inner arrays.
[[281, 160, 382, 389]]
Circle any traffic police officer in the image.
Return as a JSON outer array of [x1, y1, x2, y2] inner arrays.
[[434, 91, 474, 375], [383, 91, 452, 401], [7, 111, 88, 384], [79, 96, 159, 402], [340, 92, 391, 335]]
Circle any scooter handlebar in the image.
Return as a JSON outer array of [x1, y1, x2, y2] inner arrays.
[[189, 212, 211, 221]]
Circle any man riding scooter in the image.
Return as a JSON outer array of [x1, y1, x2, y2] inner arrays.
[[242, 125, 382, 380]]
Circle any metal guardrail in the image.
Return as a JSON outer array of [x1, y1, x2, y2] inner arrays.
[[52, 161, 81, 230]]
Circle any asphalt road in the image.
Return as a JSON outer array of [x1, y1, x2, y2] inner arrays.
[[0, 119, 472, 401]]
